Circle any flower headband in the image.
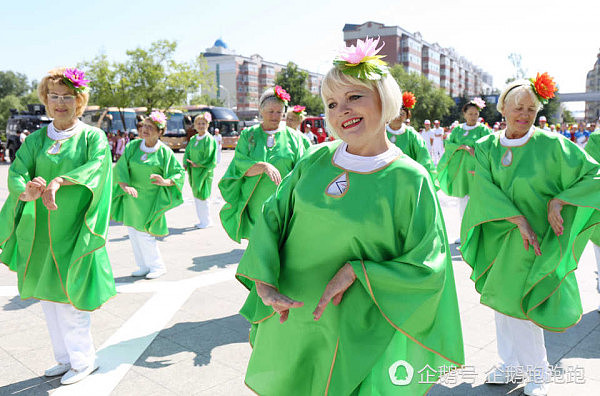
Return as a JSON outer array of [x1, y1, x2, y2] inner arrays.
[[274, 86, 291, 105], [292, 105, 306, 117], [530, 72, 558, 104], [149, 111, 167, 129], [62, 68, 90, 93], [402, 92, 417, 109], [470, 97, 486, 111], [333, 37, 389, 81], [198, 112, 212, 122]]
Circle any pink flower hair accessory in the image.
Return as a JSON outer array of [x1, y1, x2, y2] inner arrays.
[[470, 97, 486, 111], [200, 112, 212, 122], [292, 105, 306, 117], [274, 86, 291, 104], [62, 68, 90, 93], [149, 111, 167, 129], [333, 37, 388, 80]]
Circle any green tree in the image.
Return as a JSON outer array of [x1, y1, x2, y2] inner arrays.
[[274, 62, 323, 115], [189, 94, 225, 107], [562, 108, 575, 124], [0, 95, 26, 136], [390, 65, 454, 128], [0, 71, 29, 98], [125, 40, 214, 112]]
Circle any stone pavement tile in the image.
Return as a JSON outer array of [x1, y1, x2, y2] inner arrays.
[[0, 325, 54, 354], [131, 351, 241, 394], [461, 306, 496, 350], [197, 279, 249, 305], [548, 376, 600, 395], [0, 303, 45, 337], [207, 340, 252, 373], [194, 377, 253, 396], [136, 334, 198, 368], [165, 289, 242, 329], [112, 369, 177, 396], [544, 310, 600, 349], [161, 321, 248, 359], [0, 347, 60, 392], [100, 291, 152, 320]]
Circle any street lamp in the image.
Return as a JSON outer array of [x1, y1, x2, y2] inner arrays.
[[219, 85, 231, 108]]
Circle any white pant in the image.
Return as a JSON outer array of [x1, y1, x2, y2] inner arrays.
[[194, 198, 212, 227], [127, 227, 166, 273], [495, 311, 549, 380], [41, 301, 95, 371], [459, 195, 469, 218], [216, 148, 222, 164], [432, 141, 444, 165], [593, 244, 600, 292]]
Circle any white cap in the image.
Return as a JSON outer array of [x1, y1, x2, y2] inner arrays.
[[539, 116, 547, 122], [424, 119, 431, 125], [434, 120, 440, 124]]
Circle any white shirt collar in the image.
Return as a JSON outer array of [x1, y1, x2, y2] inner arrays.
[[195, 133, 208, 141], [140, 139, 161, 153], [386, 124, 406, 135], [333, 142, 401, 172], [263, 128, 280, 135], [462, 122, 480, 131], [47, 120, 83, 141], [499, 126, 535, 147]]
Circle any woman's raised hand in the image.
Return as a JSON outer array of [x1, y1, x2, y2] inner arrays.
[[186, 159, 200, 168], [255, 282, 303, 324], [21, 177, 47, 202], [458, 145, 475, 156], [313, 263, 357, 321], [245, 162, 282, 185], [150, 174, 173, 186], [41, 178, 62, 211], [508, 215, 542, 256]]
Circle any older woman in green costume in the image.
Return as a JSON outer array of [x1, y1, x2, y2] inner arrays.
[[112, 111, 185, 279], [236, 37, 464, 395], [218, 86, 309, 242], [0, 67, 114, 385], [461, 74, 600, 396]]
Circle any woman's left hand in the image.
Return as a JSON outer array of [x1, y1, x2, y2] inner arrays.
[[548, 198, 566, 236], [186, 159, 200, 168], [313, 263, 357, 321], [458, 145, 475, 156], [41, 178, 62, 211], [150, 174, 172, 186]]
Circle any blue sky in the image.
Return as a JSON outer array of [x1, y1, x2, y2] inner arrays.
[[2, 0, 598, 112]]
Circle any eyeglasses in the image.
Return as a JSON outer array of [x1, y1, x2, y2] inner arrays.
[[47, 94, 76, 103]]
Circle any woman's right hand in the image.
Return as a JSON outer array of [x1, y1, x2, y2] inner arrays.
[[119, 182, 138, 198], [20, 177, 47, 201], [255, 282, 303, 324], [245, 162, 282, 185], [458, 145, 475, 156], [508, 215, 541, 256]]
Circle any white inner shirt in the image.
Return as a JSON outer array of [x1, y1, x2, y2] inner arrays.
[[47, 120, 83, 141], [140, 139, 161, 153], [462, 123, 480, 131], [386, 124, 406, 135], [499, 126, 535, 147], [333, 142, 401, 173]]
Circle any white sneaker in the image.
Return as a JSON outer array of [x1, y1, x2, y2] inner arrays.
[[131, 268, 149, 277], [60, 362, 99, 385], [195, 222, 213, 229], [45, 363, 71, 377], [146, 269, 166, 279], [524, 381, 548, 396], [454, 237, 461, 245], [486, 366, 517, 384]]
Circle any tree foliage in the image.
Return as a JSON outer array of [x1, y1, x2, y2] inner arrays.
[[0, 71, 29, 98], [390, 65, 454, 128], [0, 73, 40, 134], [189, 93, 225, 107], [81, 40, 214, 117], [274, 62, 324, 115]]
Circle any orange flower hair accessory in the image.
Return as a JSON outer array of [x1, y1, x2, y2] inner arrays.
[[402, 92, 416, 109], [530, 72, 558, 104]]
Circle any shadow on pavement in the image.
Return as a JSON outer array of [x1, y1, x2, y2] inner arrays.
[[189, 249, 245, 272], [167, 226, 201, 237], [3, 295, 37, 311], [0, 375, 61, 395], [450, 243, 462, 261]]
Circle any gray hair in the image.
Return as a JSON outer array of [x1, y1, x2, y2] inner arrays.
[[497, 79, 543, 115], [259, 88, 285, 111]]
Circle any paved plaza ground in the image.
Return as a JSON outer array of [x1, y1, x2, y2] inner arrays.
[[1, 150, 599, 395]]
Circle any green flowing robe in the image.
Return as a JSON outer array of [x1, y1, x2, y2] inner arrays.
[[111, 140, 185, 237], [387, 125, 438, 188], [237, 142, 464, 395], [218, 124, 308, 243], [437, 123, 491, 197], [0, 125, 115, 311], [183, 133, 217, 200], [461, 129, 600, 331]]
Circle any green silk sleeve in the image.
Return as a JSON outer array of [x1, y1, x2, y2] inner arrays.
[[584, 132, 600, 163], [110, 142, 133, 224], [182, 141, 191, 169]]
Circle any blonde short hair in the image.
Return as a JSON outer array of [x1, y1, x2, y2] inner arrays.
[[497, 79, 542, 115], [320, 67, 402, 135], [38, 67, 90, 117], [286, 108, 304, 122]]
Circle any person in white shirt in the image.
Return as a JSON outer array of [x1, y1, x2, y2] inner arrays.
[[214, 128, 223, 163], [422, 120, 434, 156], [19, 129, 29, 144], [431, 120, 445, 165], [538, 116, 551, 131]]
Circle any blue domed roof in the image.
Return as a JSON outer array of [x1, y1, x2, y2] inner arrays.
[[214, 38, 228, 49]]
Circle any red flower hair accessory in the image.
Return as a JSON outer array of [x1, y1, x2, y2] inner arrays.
[[530, 72, 558, 104], [402, 92, 417, 109], [292, 105, 306, 117]]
